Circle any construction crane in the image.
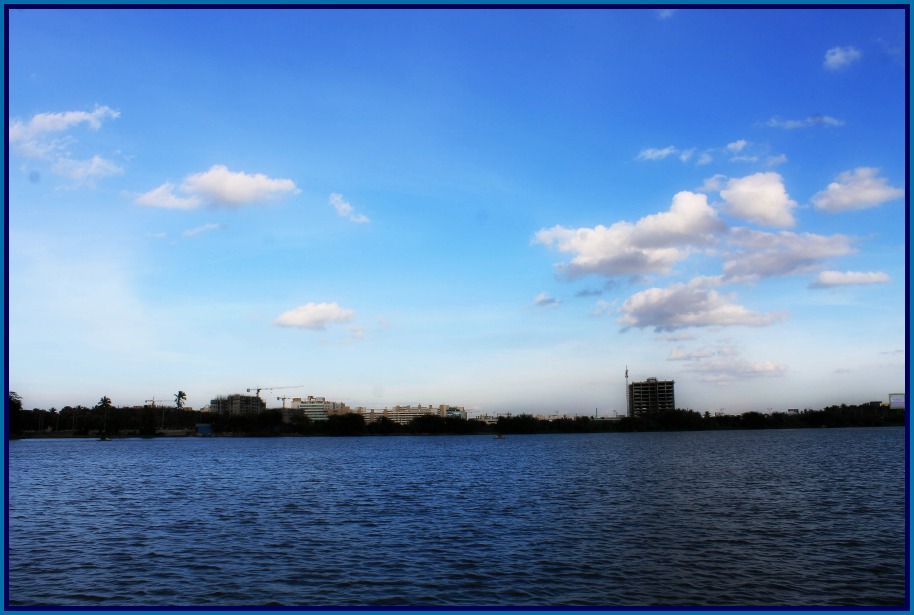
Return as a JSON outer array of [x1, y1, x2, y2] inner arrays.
[[246, 385, 304, 399]]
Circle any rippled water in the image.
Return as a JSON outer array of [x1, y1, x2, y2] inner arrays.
[[7, 427, 906, 607]]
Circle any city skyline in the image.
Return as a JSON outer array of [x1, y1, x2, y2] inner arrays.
[[7, 7, 907, 414]]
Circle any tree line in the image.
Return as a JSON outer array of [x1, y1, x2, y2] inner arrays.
[[7, 392, 905, 439]]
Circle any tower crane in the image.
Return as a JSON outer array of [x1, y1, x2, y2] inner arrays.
[[246, 385, 304, 399]]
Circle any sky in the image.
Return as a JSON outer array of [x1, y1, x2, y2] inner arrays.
[[6, 7, 908, 416]]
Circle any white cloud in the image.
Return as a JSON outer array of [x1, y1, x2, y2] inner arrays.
[[809, 270, 891, 288], [824, 46, 862, 71], [182, 223, 226, 237], [618, 278, 784, 332], [657, 9, 676, 19], [679, 148, 696, 162], [274, 302, 355, 330], [720, 172, 797, 228], [534, 292, 561, 307], [8, 106, 122, 183], [591, 299, 615, 317], [137, 166, 299, 209], [668, 346, 716, 361], [723, 228, 855, 280], [765, 154, 788, 167], [534, 191, 725, 278], [52, 155, 123, 181], [811, 168, 904, 212], [683, 357, 788, 383], [726, 139, 748, 153], [697, 152, 713, 166], [330, 193, 370, 223], [9, 106, 119, 155], [636, 146, 677, 161], [182, 165, 299, 206], [764, 115, 845, 129], [698, 174, 728, 193], [135, 182, 202, 209]]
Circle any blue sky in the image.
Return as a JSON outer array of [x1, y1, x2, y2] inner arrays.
[[7, 7, 907, 415]]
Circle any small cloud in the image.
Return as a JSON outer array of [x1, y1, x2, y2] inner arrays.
[[809, 270, 891, 289], [764, 115, 845, 129], [720, 172, 797, 228], [723, 228, 854, 281], [51, 155, 123, 182], [656, 333, 695, 342], [726, 139, 748, 153], [765, 154, 788, 167], [668, 346, 716, 361], [534, 292, 561, 307], [619, 277, 784, 332], [657, 9, 676, 19], [182, 223, 226, 237], [685, 357, 788, 383], [8, 105, 122, 184], [811, 168, 904, 212], [330, 193, 369, 223], [698, 174, 728, 193], [679, 148, 696, 162], [591, 299, 615, 317], [274, 302, 355, 330], [824, 46, 862, 71], [696, 152, 713, 166], [575, 288, 603, 298], [9, 105, 120, 158], [136, 182, 202, 209], [636, 146, 677, 161], [136, 166, 299, 209]]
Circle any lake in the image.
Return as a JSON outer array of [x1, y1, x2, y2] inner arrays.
[[6, 427, 906, 607]]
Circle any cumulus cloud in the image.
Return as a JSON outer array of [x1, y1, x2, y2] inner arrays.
[[330, 193, 369, 223], [534, 191, 726, 278], [274, 302, 355, 330], [183, 165, 299, 206], [824, 46, 862, 70], [726, 139, 748, 153], [618, 278, 784, 332], [720, 172, 797, 228], [636, 146, 677, 161], [764, 115, 845, 129], [137, 165, 299, 209], [723, 228, 855, 280], [809, 270, 891, 289], [534, 292, 561, 307], [811, 168, 904, 212]]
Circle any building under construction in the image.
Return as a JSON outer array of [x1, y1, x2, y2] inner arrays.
[[627, 377, 676, 417]]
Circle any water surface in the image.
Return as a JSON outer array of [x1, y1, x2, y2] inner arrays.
[[7, 428, 906, 606]]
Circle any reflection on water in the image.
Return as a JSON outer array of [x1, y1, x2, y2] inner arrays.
[[8, 427, 905, 606]]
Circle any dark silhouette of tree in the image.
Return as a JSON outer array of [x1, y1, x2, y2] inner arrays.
[[174, 391, 187, 409]]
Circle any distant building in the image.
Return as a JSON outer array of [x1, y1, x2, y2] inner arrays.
[[210, 394, 266, 416], [348, 404, 467, 425], [286, 396, 350, 422], [627, 377, 675, 417]]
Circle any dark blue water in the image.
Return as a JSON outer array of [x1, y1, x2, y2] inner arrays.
[[7, 427, 906, 607]]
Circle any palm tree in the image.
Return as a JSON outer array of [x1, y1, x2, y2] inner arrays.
[[174, 391, 187, 409]]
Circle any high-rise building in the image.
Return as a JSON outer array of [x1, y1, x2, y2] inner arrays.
[[210, 394, 266, 416], [627, 377, 675, 417]]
